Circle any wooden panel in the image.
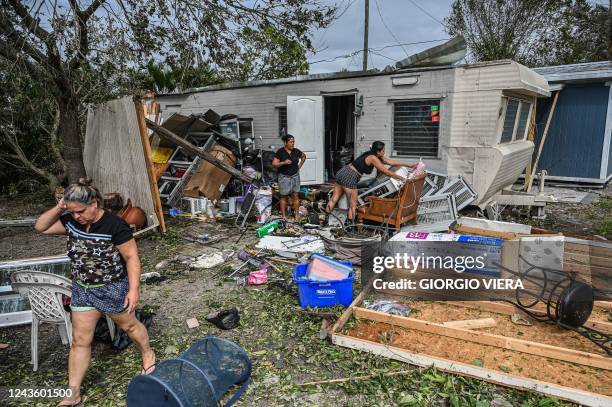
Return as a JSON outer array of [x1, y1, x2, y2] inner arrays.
[[445, 301, 612, 332], [135, 99, 166, 233], [332, 333, 612, 406], [353, 307, 612, 370], [442, 317, 497, 329], [84, 97, 159, 230]]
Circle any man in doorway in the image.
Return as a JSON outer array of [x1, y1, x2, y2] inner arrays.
[[272, 134, 306, 222]]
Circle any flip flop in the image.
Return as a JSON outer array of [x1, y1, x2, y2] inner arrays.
[[56, 396, 82, 407], [141, 362, 156, 375]]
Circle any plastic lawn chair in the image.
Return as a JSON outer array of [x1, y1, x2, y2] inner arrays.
[[10, 271, 116, 371]]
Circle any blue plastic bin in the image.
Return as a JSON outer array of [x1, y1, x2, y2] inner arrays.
[[293, 261, 353, 309]]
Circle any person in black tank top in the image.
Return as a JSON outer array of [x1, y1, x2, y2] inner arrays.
[[326, 141, 418, 222]]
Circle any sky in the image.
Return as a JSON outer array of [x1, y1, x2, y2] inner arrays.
[[307, 0, 455, 74], [306, 0, 610, 74]]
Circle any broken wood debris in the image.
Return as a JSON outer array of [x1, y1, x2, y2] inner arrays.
[[145, 119, 258, 185]]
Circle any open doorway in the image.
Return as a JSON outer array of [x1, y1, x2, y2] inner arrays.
[[324, 95, 355, 180]]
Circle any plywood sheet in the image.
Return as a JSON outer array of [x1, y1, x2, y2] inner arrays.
[[84, 97, 159, 229]]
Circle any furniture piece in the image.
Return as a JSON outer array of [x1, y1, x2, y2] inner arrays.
[[357, 174, 426, 230], [10, 271, 115, 371]]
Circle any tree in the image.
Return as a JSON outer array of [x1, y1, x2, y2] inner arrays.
[[0, 1, 336, 188], [445, 0, 610, 66], [532, 1, 610, 66]]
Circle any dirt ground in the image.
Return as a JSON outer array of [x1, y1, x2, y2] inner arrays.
[[1, 186, 610, 406]]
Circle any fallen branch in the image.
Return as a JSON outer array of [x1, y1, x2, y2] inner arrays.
[[297, 370, 414, 386]]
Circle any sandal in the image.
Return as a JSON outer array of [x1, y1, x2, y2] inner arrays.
[[141, 360, 156, 375], [56, 396, 82, 407]]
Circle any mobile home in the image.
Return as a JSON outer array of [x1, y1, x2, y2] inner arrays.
[[157, 60, 550, 205]]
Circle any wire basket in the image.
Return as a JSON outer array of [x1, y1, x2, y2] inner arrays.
[[127, 336, 251, 407]]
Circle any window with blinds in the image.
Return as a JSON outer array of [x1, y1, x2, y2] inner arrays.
[[278, 106, 287, 138], [392, 100, 440, 157], [500, 97, 532, 143]]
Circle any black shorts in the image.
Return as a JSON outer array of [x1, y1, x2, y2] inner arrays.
[[335, 166, 361, 189]]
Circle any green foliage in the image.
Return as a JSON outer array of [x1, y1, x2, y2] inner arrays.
[[0, 1, 337, 190], [446, 0, 610, 66]]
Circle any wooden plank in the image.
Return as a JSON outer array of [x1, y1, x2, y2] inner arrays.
[[332, 333, 612, 407], [353, 307, 612, 370], [452, 225, 519, 240], [594, 301, 612, 311], [331, 278, 374, 334], [134, 99, 166, 234], [527, 90, 560, 193], [445, 300, 612, 332], [442, 317, 497, 329], [0, 218, 36, 227], [145, 119, 259, 185], [524, 96, 537, 191]]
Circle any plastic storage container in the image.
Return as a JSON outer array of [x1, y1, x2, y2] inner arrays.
[[293, 261, 353, 309], [306, 254, 353, 281]]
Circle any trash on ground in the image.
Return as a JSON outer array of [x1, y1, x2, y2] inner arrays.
[[155, 255, 194, 269], [186, 317, 200, 329], [363, 299, 412, 317], [191, 250, 233, 269], [140, 272, 163, 283], [511, 313, 533, 326], [205, 308, 240, 330], [256, 235, 324, 257], [247, 268, 268, 285]]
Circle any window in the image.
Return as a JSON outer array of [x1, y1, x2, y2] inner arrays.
[[278, 106, 287, 138], [500, 97, 532, 143], [393, 100, 440, 157]]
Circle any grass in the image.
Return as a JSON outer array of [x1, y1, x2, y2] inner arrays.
[[0, 226, 578, 407], [594, 218, 612, 237], [594, 196, 612, 210]]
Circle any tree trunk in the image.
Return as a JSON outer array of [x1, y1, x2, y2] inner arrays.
[[58, 98, 87, 183]]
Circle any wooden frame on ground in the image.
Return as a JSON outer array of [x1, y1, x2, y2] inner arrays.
[[331, 286, 612, 406]]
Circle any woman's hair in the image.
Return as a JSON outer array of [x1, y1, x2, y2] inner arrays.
[[370, 141, 385, 153], [281, 134, 295, 143], [63, 178, 103, 207]]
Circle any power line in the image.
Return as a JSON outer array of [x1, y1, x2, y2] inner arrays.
[[407, 0, 447, 28], [313, 0, 359, 51], [308, 38, 449, 65], [374, 0, 409, 57]]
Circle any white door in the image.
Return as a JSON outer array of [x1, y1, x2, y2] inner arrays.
[[287, 96, 324, 185]]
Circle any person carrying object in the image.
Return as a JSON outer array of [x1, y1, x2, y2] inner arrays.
[[326, 141, 418, 222], [34, 178, 155, 407], [272, 134, 306, 222]]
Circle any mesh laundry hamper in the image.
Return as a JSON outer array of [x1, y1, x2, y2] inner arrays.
[[127, 336, 251, 407]]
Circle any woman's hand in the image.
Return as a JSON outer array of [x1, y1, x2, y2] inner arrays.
[[124, 289, 139, 314], [57, 198, 66, 210]]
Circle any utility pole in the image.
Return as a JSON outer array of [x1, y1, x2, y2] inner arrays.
[[608, 0, 612, 60], [363, 0, 369, 71]]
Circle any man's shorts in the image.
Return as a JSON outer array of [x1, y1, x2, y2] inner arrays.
[[70, 278, 129, 314], [278, 173, 301, 196]]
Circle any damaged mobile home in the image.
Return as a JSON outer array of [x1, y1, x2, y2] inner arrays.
[[157, 57, 550, 207]]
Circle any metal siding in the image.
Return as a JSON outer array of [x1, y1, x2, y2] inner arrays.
[[535, 84, 608, 179], [157, 71, 455, 160]]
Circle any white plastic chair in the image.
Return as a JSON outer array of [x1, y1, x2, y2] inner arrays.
[[10, 271, 116, 371]]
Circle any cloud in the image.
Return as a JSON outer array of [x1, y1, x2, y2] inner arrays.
[[308, 0, 453, 73]]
